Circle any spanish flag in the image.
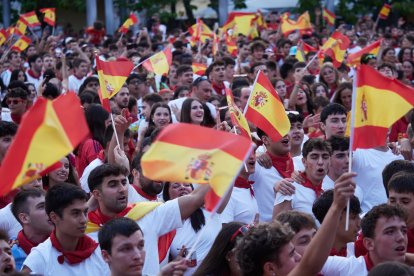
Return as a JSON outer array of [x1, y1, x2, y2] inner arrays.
[[225, 34, 238, 57], [188, 19, 213, 43], [14, 17, 28, 36], [96, 57, 134, 101], [11, 35, 31, 52], [21, 11, 41, 28], [192, 63, 207, 76], [295, 40, 317, 62], [40, 8, 56, 26], [222, 12, 257, 37], [245, 71, 290, 142], [141, 123, 253, 211], [253, 10, 267, 31], [212, 32, 219, 56], [350, 65, 414, 150], [225, 88, 251, 140], [320, 31, 350, 68], [379, 3, 391, 20], [118, 13, 138, 34], [0, 29, 9, 46], [280, 12, 313, 36], [0, 93, 89, 196], [347, 40, 381, 67], [142, 47, 172, 76], [323, 8, 335, 27]]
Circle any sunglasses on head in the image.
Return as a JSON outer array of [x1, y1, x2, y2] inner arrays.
[[230, 224, 252, 242], [192, 76, 209, 86]]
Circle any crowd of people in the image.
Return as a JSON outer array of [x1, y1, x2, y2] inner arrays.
[[0, 8, 414, 276]]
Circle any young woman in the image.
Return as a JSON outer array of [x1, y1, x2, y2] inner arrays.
[[319, 63, 340, 99], [10, 69, 27, 83], [310, 82, 329, 100], [42, 156, 79, 190], [180, 98, 206, 126], [402, 60, 414, 84], [143, 102, 172, 138], [332, 82, 353, 112]]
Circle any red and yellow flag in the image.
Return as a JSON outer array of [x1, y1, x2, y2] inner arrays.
[[225, 34, 238, 57], [245, 71, 290, 142], [222, 12, 257, 37], [40, 8, 56, 26], [11, 35, 31, 52], [192, 63, 207, 76], [280, 12, 313, 36], [350, 65, 414, 150], [188, 19, 213, 43], [21, 11, 40, 27], [142, 48, 172, 76], [0, 93, 89, 196], [14, 17, 28, 36], [323, 8, 335, 26], [212, 32, 219, 56], [225, 88, 251, 140], [141, 123, 253, 211], [379, 3, 391, 19], [96, 57, 134, 102], [0, 29, 9, 46], [118, 13, 138, 34], [347, 40, 381, 67], [295, 40, 317, 62], [320, 31, 350, 68]]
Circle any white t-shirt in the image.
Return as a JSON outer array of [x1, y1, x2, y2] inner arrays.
[[322, 175, 364, 203], [22, 238, 110, 276], [220, 186, 259, 224], [274, 181, 318, 216], [0, 203, 22, 238], [293, 155, 305, 172], [1, 69, 12, 87], [249, 162, 284, 222], [88, 199, 183, 276], [352, 148, 403, 213], [170, 209, 221, 276], [25, 71, 43, 92], [68, 75, 86, 93], [320, 255, 368, 276]]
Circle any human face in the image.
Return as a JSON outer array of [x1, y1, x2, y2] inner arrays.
[[315, 85, 327, 98], [33, 57, 43, 72], [0, 240, 15, 274], [48, 158, 70, 185], [289, 122, 304, 148], [103, 231, 145, 276], [296, 89, 307, 106], [253, 47, 264, 60], [138, 169, 164, 196], [141, 101, 151, 120], [115, 88, 130, 108], [152, 107, 171, 128], [96, 174, 129, 214], [7, 97, 27, 115], [253, 65, 268, 78], [272, 242, 301, 275], [338, 211, 360, 244], [275, 80, 287, 98], [17, 71, 25, 82], [211, 65, 225, 82], [266, 135, 291, 156], [291, 228, 316, 256], [302, 149, 330, 184], [340, 88, 352, 111], [321, 67, 336, 85], [384, 49, 396, 63], [225, 64, 235, 81], [321, 113, 347, 139], [51, 199, 88, 238], [27, 46, 37, 57], [282, 43, 292, 56], [388, 191, 414, 228], [0, 135, 13, 163], [240, 87, 251, 111], [86, 81, 99, 92], [27, 85, 36, 101], [366, 216, 407, 264], [75, 62, 89, 77], [128, 79, 145, 99], [43, 56, 55, 70], [24, 195, 54, 235], [379, 66, 394, 78], [10, 53, 21, 68], [193, 80, 212, 102], [403, 61, 413, 79], [402, 49, 412, 62], [178, 89, 189, 98], [190, 100, 204, 125], [168, 183, 193, 200], [240, 45, 249, 58], [178, 71, 193, 86], [329, 150, 349, 180], [161, 92, 174, 103]]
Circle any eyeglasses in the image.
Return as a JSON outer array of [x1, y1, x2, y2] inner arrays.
[[192, 76, 209, 87], [230, 224, 251, 242], [6, 98, 25, 105], [362, 54, 376, 63]]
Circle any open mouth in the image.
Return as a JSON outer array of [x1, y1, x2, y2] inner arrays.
[[281, 138, 290, 145], [3, 264, 14, 273], [317, 168, 325, 174], [118, 195, 127, 203]]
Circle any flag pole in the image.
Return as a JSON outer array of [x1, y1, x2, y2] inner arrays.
[[243, 70, 261, 116], [303, 49, 321, 71], [110, 113, 121, 149], [233, 125, 249, 172]]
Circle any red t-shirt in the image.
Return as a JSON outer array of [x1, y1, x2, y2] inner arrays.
[[85, 27, 105, 45], [76, 139, 103, 177]]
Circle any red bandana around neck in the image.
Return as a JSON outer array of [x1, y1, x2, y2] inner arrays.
[[134, 186, 158, 201], [50, 230, 98, 265], [88, 205, 133, 226], [17, 230, 42, 255], [267, 152, 294, 178], [212, 81, 225, 95], [10, 113, 23, 125], [329, 246, 347, 257], [299, 172, 323, 197], [364, 254, 375, 271], [27, 69, 40, 79], [234, 176, 255, 197]]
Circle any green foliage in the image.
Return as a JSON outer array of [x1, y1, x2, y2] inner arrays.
[[20, 0, 85, 12]]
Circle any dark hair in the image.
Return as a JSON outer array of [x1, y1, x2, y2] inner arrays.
[[312, 189, 361, 224], [361, 204, 407, 239], [0, 121, 18, 138], [194, 222, 244, 276], [11, 188, 45, 224], [176, 65, 193, 77], [231, 77, 250, 90], [0, 230, 9, 242], [279, 62, 294, 79], [79, 76, 99, 93], [7, 87, 28, 100], [79, 91, 98, 106], [326, 136, 349, 152], [45, 182, 88, 217], [27, 54, 41, 68], [302, 138, 332, 158], [222, 56, 236, 67], [98, 217, 142, 254], [368, 261, 414, 276], [313, 96, 330, 111], [10, 69, 27, 83], [42, 82, 60, 99], [144, 103, 172, 138], [378, 62, 396, 74], [128, 96, 137, 112], [332, 82, 352, 107], [181, 98, 202, 124], [287, 112, 304, 124], [72, 58, 88, 69], [320, 103, 347, 124], [236, 222, 294, 276], [88, 163, 129, 192], [173, 86, 190, 100], [126, 73, 145, 85], [7, 80, 29, 94], [84, 104, 110, 148], [276, 211, 316, 233], [42, 156, 78, 188], [142, 93, 163, 105], [382, 160, 414, 197], [398, 47, 413, 63], [206, 60, 225, 78], [250, 62, 265, 74], [250, 40, 266, 53], [388, 173, 414, 196]]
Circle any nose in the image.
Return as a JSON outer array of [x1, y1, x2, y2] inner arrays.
[[396, 229, 406, 242], [294, 251, 302, 262], [133, 247, 144, 261], [80, 212, 87, 225]]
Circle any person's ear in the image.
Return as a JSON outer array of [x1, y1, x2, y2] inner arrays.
[[18, 213, 30, 225], [363, 237, 375, 252], [263, 261, 277, 275], [101, 249, 111, 264], [49, 211, 58, 225], [91, 188, 102, 201], [320, 121, 326, 132]]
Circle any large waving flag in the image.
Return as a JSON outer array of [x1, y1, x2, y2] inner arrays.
[[379, 3, 391, 20], [225, 88, 251, 139], [224, 34, 237, 57], [11, 35, 31, 52], [118, 13, 138, 34], [40, 8, 56, 26], [141, 123, 253, 211], [244, 71, 290, 142], [0, 93, 89, 196], [142, 48, 172, 76], [347, 40, 381, 67], [192, 63, 207, 76], [323, 8, 335, 27], [14, 17, 28, 36], [21, 11, 41, 28], [350, 65, 414, 150], [320, 31, 350, 68], [96, 57, 134, 102], [188, 19, 213, 43], [222, 12, 257, 37], [280, 12, 313, 36]]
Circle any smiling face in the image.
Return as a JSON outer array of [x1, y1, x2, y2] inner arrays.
[[168, 183, 193, 200], [190, 100, 204, 125], [152, 107, 171, 128], [48, 158, 70, 187]]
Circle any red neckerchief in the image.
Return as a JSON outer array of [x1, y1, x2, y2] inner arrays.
[[266, 152, 294, 178], [158, 231, 176, 263], [354, 232, 367, 257], [234, 176, 255, 197], [299, 172, 323, 197], [88, 205, 133, 226], [407, 228, 414, 253], [97, 150, 105, 162], [10, 113, 22, 125], [329, 246, 347, 257], [364, 254, 375, 272], [50, 230, 98, 265], [212, 81, 225, 96], [17, 230, 43, 255], [26, 69, 40, 79], [134, 186, 158, 201]]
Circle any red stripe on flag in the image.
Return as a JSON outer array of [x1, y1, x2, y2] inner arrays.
[[245, 107, 284, 142], [204, 189, 222, 211], [353, 126, 388, 150], [96, 59, 134, 77]]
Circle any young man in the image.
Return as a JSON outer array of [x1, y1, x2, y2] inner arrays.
[[320, 103, 347, 140], [87, 163, 209, 275], [68, 58, 89, 93], [1, 51, 21, 87], [11, 189, 53, 269], [249, 40, 266, 65], [127, 74, 149, 105], [112, 85, 130, 112], [312, 189, 361, 257], [25, 54, 44, 92], [42, 53, 56, 71], [382, 160, 414, 197], [4, 88, 30, 125], [22, 183, 109, 274], [288, 112, 306, 170], [0, 121, 17, 165], [222, 56, 236, 83], [273, 139, 331, 218], [0, 230, 15, 274], [207, 60, 228, 96], [175, 65, 193, 88]]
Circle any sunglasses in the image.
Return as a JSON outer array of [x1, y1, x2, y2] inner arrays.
[[230, 224, 251, 242], [6, 98, 25, 105], [192, 76, 209, 86]]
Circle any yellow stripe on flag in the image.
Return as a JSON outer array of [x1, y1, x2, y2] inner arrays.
[[97, 71, 127, 99]]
